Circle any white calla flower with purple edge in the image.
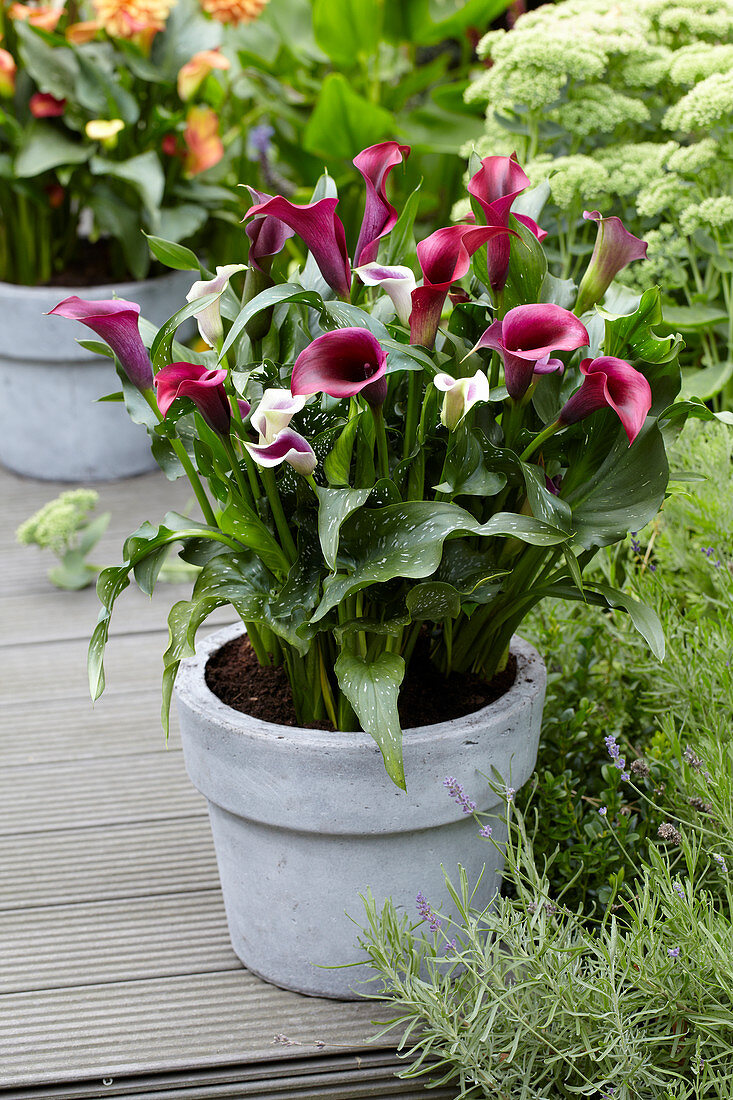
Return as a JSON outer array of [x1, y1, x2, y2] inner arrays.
[[244, 428, 317, 476], [250, 389, 307, 443], [434, 370, 490, 430], [355, 263, 417, 325], [186, 264, 245, 349]]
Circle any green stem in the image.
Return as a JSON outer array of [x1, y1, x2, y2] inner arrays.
[[403, 371, 422, 459], [143, 392, 217, 526], [372, 405, 390, 480], [260, 467, 297, 563], [519, 420, 561, 463]]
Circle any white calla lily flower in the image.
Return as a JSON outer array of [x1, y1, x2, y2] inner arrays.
[[186, 264, 246, 349], [354, 262, 417, 326], [250, 389, 307, 443], [434, 370, 490, 430]]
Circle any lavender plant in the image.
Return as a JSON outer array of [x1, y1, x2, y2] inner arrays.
[[463, 0, 733, 402], [54, 143, 718, 789]]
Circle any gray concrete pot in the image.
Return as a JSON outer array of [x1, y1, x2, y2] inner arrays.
[[176, 623, 546, 1000], [0, 269, 194, 482]]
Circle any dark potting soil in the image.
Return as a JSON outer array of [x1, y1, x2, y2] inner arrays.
[[43, 240, 163, 287], [205, 632, 517, 731]]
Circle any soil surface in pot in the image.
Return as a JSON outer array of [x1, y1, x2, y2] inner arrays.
[[42, 239, 164, 287], [205, 633, 517, 730]]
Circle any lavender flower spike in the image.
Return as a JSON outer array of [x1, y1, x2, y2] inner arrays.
[[575, 211, 648, 316], [444, 776, 476, 814], [48, 296, 153, 392]]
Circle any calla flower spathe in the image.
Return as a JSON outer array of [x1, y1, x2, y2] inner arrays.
[[177, 49, 230, 101], [244, 428, 316, 476], [291, 328, 387, 407], [434, 370, 490, 430], [155, 362, 231, 436], [85, 119, 125, 147], [186, 264, 245, 348], [476, 304, 589, 401], [575, 211, 648, 316], [0, 50, 16, 97], [250, 390, 307, 442], [30, 93, 66, 118], [410, 223, 515, 348], [468, 154, 545, 294], [558, 356, 652, 444], [48, 296, 153, 392], [353, 141, 410, 267], [244, 186, 296, 274], [183, 106, 224, 177], [244, 194, 351, 299], [354, 263, 416, 325]]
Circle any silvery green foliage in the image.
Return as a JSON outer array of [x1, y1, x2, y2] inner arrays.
[[464, 0, 733, 400]]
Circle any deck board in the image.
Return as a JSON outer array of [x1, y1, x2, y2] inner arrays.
[[0, 465, 439, 1098]]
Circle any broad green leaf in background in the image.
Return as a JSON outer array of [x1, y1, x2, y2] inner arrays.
[[680, 360, 733, 401], [315, 486, 372, 568], [660, 304, 728, 330], [312, 0, 383, 68], [334, 652, 406, 789], [384, 0, 511, 46], [15, 22, 79, 98], [157, 204, 208, 245], [304, 74, 395, 162], [91, 152, 165, 218], [15, 125, 89, 177]]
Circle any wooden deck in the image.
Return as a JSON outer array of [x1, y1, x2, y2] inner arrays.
[[0, 466, 449, 1100]]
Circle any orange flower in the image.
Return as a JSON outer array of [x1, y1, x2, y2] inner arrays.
[[8, 3, 63, 31], [177, 47, 230, 101], [0, 49, 16, 98], [183, 105, 223, 176], [199, 0, 266, 25], [66, 19, 103, 43], [92, 0, 175, 39]]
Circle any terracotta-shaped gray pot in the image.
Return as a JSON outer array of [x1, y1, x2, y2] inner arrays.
[[0, 269, 194, 482], [176, 623, 546, 1000]]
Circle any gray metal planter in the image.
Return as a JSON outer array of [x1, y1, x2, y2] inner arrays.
[[175, 623, 546, 1000], [0, 270, 193, 482]]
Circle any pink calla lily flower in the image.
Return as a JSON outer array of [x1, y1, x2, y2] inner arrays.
[[291, 328, 387, 407], [251, 389, 307, 442], [48, 296, 153, 392], [410, 223, 515, 348], [155, 362, 231, 436], [355, 262, 416, 325], [434, 370, 490, 430], [353, 141, 410, 267], [244, 194, 351, 299], [30, 92, 66, 118], [468, 154, 545, 294], [244, 186, 296, 274], [558, 356, 651, 444], [575, 211, 648, 316], [476, 304, 589, 401], [244, 427, 317, 476]]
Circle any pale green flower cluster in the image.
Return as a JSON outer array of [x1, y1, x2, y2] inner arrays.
[[668, 43, 733, 85], [594, 142, 679, 200], [679, 196, 733, 235], [16, 490, 99, 554], [525, 155, 609, 208], [616, 224, 688, 291], [549, 87, 649, 139], [636, 174, 692, 218], [664, 69, 733, 130], [666, 138, 718, 174]]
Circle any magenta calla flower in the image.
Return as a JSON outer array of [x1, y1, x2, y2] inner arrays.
[[244, 427, 316, 476], [467, 154, 544, 294], [353, 141, 410, 267], [476, 304, 589, 401], [558, 356, 651, 444], [48, 296, 153, 392], [291, 327, 387, 407], [155, 362, 231, 435], [410, 223, 514, 348], [244, 187, 295, 274], [244, 194, 351, 299], [575, 211, 648, 316]]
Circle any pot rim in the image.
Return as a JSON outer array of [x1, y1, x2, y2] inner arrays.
[[176, 621, 545, 751], [0, 267, 192, 299]]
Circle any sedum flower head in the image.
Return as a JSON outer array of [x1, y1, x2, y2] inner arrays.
[[636, 173, 691, 219], [16, 490, 99, 554], [666, 138, 719, 174], [549, 87, 650, 138], [616, 223, 687, 292], [619, 44, 673, 87], [664, 70, 733, 131], [668, 42, 733, 85], [649, 0, 733, 41], [527, 155, 609, 208], [680, 196, 733, 236], [595, 142, 679, 199], [93, 0, 174, 36]]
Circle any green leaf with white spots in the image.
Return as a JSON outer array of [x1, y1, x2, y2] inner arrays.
[[335, 651, 406, 789]]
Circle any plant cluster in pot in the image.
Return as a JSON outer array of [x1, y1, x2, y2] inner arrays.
[[0, 0, 254, 480], [61, 142, 711, 1000]]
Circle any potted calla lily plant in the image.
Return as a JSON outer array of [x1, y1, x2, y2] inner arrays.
[[55, 142, 708, 999]]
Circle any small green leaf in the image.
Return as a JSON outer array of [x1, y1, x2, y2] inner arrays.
[[406, 581, 461, 621], [589, 582, 665, 661], [145, 234, 201, 271], [335, 651, 406, 790]]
